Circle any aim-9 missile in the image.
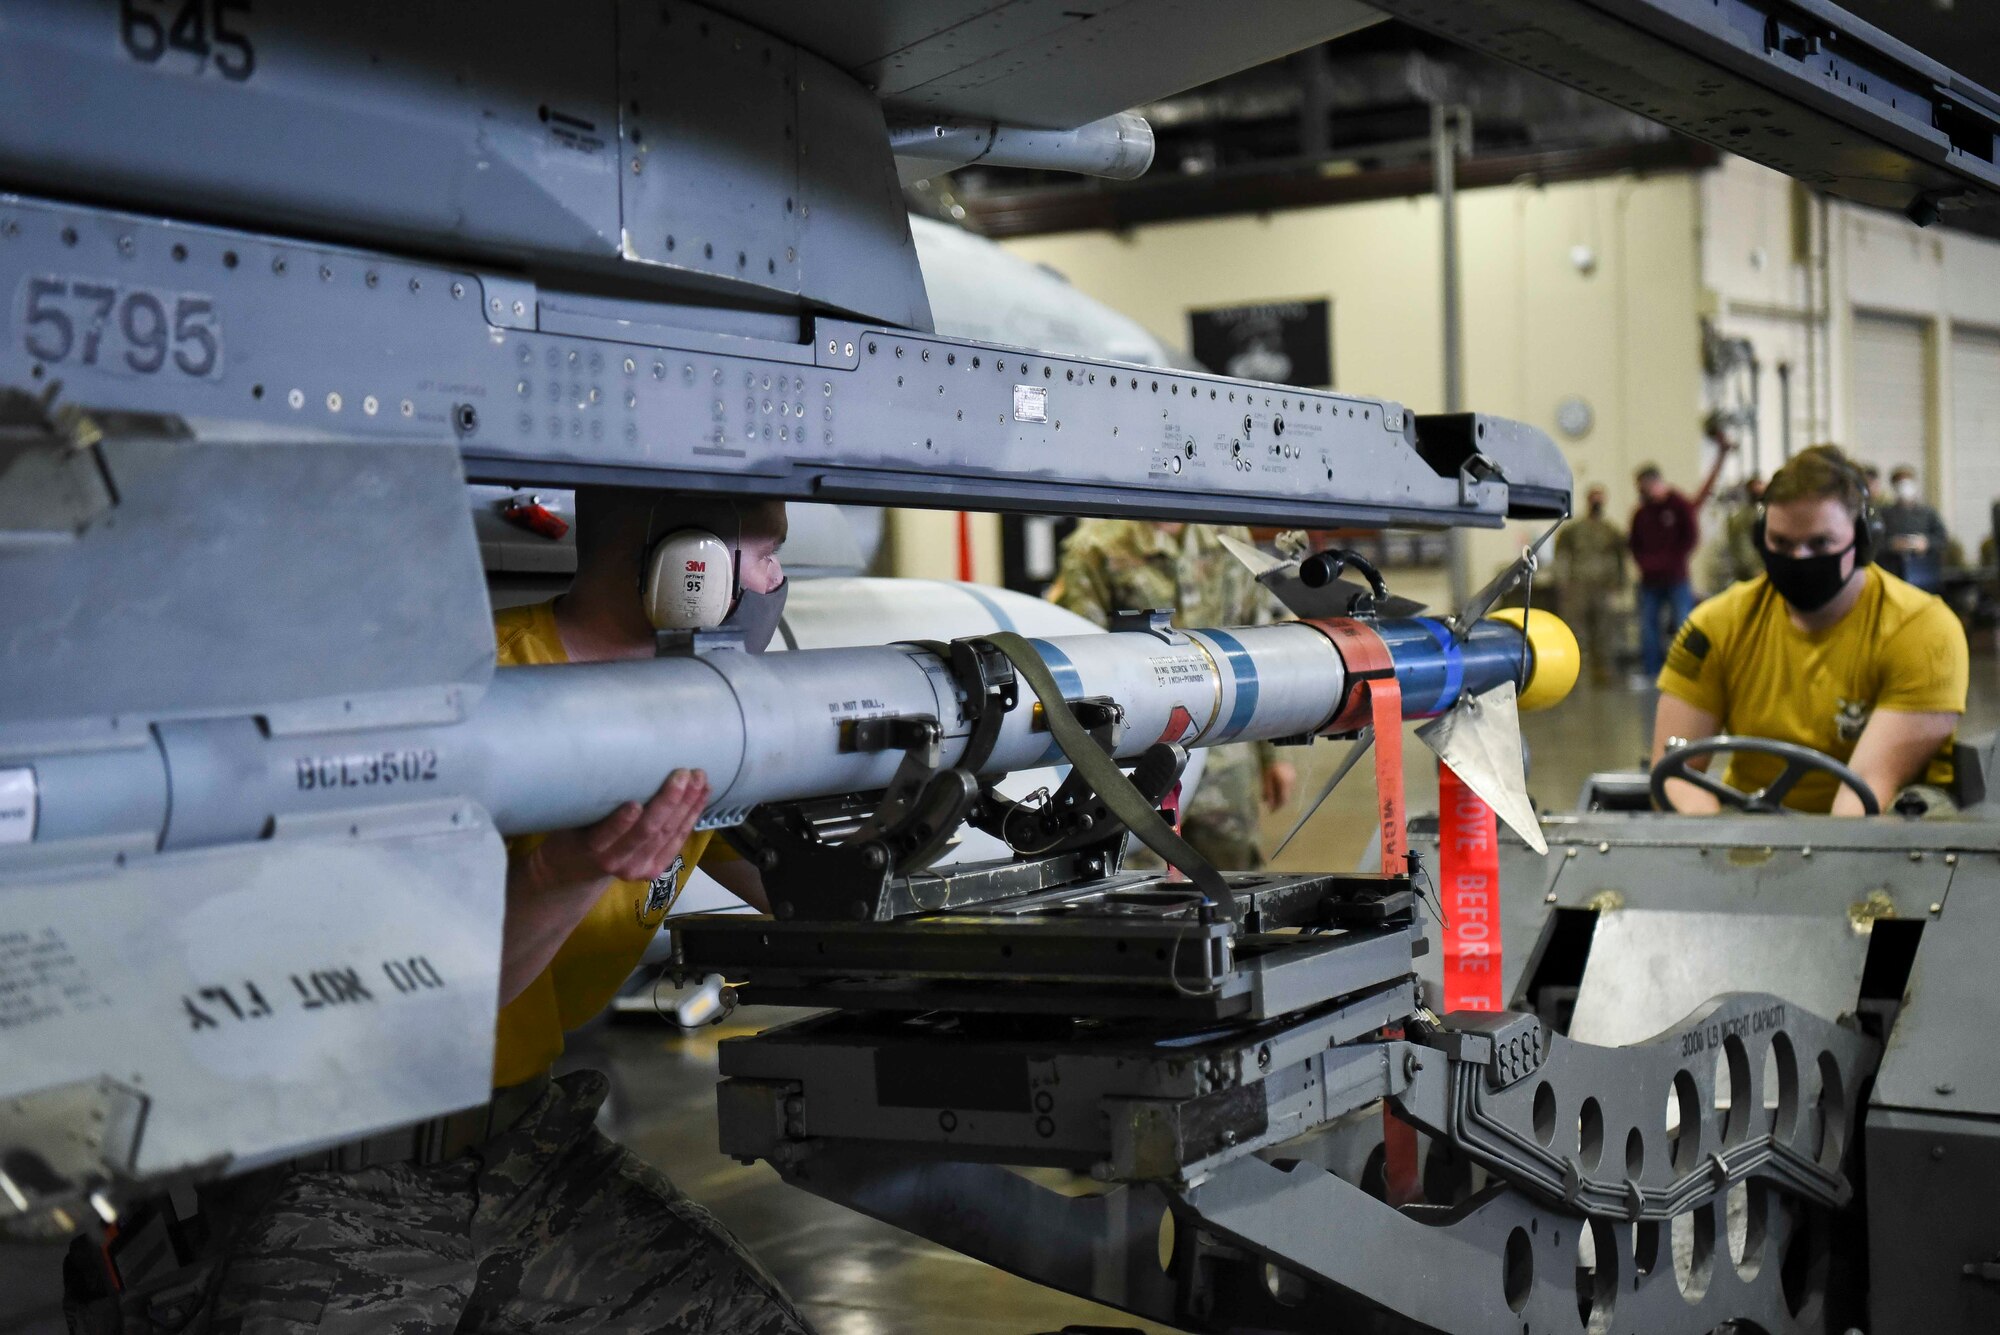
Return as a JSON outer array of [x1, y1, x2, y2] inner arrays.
[[24, 612, 1578, 856]]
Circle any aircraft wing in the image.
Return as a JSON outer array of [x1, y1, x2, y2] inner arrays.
[[706, 1, 1384, 129]]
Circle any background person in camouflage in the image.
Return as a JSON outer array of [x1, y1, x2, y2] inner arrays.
[[1048, 520, 1297, 869], [1555, 484, 1627, 684], [1710, 476, 1767, 590]]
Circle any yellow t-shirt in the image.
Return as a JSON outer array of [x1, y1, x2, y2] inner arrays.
[[1656, 567, 1968, 812], [490, 601, 715, 1087]]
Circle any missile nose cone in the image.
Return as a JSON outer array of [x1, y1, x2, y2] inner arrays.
[[1490, 607, 1579, 711]]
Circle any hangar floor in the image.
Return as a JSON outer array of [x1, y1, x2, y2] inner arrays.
[[4, 667, 1998, 1332]]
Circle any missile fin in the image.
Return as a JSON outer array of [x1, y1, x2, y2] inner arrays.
[[1415, 681, 1547, 855], [1271, 726, 1374, 860]]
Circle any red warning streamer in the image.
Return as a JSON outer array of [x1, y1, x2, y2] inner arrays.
[[1307, 618, 1422, 1200], [1438, 762, 1503, 1012], [1306, 617, 1407, 877], [1366, 679, 1406, 877]]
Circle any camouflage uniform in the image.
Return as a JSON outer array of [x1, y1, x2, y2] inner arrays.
[[1716, 502, 1763, 589], [1554, 514, 1625, 683], [199, 1070, 810, 1334], [1048, 520, 1279, 870]]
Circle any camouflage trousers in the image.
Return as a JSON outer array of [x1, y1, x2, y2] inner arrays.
[[1558, 580, 1624, 682], [201, 1069, 812, 1334]]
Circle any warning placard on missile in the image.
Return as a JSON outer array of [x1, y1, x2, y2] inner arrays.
[[0, 927, 111, 1033], [1147, 651, 1209, 687]]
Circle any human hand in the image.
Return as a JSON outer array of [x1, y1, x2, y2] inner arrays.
[[531, 769, 711, 888], [1262, 761, 1298, 811]]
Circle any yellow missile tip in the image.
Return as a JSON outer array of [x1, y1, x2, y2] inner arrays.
[[1490, 607, 1579, 712]]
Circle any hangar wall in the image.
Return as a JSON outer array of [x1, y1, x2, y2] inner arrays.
[[997, 170, 1707, 602], [1703, 154, 2000, 555], [885, 507, 1005, 585]]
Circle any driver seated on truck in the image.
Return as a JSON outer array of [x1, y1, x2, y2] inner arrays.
[[1651, 444, 1968, 815]]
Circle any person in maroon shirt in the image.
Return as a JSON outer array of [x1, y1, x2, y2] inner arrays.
[[1629, 463, 1700, 676]]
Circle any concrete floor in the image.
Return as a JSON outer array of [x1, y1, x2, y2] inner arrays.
[[6, 663, 1999, 1332]]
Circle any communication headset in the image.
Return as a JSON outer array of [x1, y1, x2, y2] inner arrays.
[[640, 504, 746, 632], [1748, 454, 1877, 567]]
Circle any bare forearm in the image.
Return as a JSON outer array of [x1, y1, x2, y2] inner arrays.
[[495, 769, 711, 1006], [1662, 776, 1721, 814], [1837, 710, 1958, 816], [1652, 693, 1723, 814], [500, 842, 611, 1006], [1834, 764, 1898, 816]]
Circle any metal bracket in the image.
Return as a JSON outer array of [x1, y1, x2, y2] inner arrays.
[[0, 1076, 149, 1237], [733, 777, 976, 923], [731, 639, 1025, 922], [946, 638, 1019, 773], [973, 705, 1173, 869], [1028, 694, 1125, 748], [839, 713, 943, 763], [1397, 993, 1880, 1223], [1457, 450, 1506, 506], [1109, 607, 1186, 644], [653, 626, 751, 657]]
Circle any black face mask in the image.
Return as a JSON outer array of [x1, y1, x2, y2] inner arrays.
[[721, 578, 788, 653], [1761, 542, 1853, 613]]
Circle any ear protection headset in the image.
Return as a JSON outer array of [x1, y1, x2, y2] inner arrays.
[[640, 504, 745, 632], [1749, 456, 1876, 567]]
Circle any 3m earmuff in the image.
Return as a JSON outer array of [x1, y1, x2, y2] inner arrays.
[[1749, 460, 1877, 566], [640, 500, 749, 635]]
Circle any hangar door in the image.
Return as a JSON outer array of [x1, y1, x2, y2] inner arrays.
[[1952, 327, 2000, 561], [1849, 312, 1929, 488]]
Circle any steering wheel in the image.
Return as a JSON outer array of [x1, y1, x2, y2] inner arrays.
[[1649, 735, 1880, 815]]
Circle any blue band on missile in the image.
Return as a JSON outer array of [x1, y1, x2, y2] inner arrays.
[[1415, 617, 1464, 715], [960, 583, 1018, 633], [1203, 629, 1258, 741], [1028, 638, 1085, 764], [1028, 638, 1084, 697]]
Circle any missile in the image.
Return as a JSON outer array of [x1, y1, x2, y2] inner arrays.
[[20, 613, 1577, 855]]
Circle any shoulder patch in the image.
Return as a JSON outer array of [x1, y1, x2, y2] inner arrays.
[[1664, 623, 1710, 680]]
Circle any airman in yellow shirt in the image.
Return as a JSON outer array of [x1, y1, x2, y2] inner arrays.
[[206, 490, 812, 1334], [1653, 446, 1967, 815]]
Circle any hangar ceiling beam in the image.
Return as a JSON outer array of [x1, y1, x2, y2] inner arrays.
[[1365, 0, 2000, 225]]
